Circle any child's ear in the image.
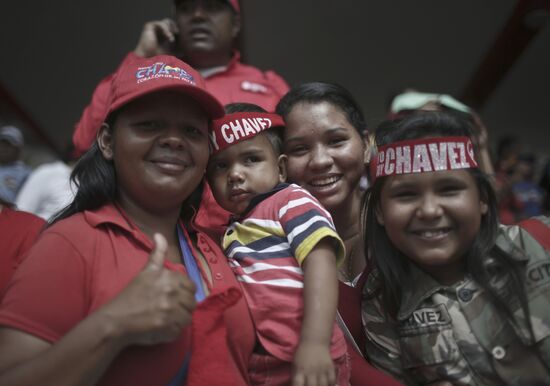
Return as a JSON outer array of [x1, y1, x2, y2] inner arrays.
[[277, 154, 288, 183], [375, 204, 384, 226], [97, 123, 114, 160]]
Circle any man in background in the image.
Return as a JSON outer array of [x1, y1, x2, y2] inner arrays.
[[72, 0, 290, 234], [73, 0, 289, 155]]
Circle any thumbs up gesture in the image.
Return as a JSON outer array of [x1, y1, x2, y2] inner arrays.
[[99, 233, 197, 347]]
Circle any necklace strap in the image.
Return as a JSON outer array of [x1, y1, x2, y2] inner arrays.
[[177, 225, 206, 302]]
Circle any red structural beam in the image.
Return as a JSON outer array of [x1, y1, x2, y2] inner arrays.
[[461, 0, 550, 110], [0, 81, 60, 154]]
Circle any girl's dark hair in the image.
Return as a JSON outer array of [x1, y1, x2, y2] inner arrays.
[[275, 82, 366, 135], [50, 109, 203, 225], [364, 111, 501, 315], [225, 102, 283, 155]]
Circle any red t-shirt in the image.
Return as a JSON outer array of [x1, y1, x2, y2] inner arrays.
[[0, 204, 255, 386], [223, 185, 347, 362], [0, 206, 45, 296], [339, 275, 403, 386]]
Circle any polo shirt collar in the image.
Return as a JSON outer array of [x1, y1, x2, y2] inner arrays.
[[199, 51, 241, 79], [397, 263, 447, 322], [83, 203, 153, 249]]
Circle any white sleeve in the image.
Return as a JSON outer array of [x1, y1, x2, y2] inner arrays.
[[15, 168, 46, 216]]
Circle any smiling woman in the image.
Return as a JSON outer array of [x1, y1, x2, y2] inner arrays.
[[277, 83, 369, 282], [276, 82, 403, 386], [0, 55, 255, 386]]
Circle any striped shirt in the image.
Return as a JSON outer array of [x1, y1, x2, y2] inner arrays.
[[222, 183, 347, 361]]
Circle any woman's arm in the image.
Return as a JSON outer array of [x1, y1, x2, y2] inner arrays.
[[0, 313, 124, 386], [0, 234, 196, 386], [293, 237, 339, 386]]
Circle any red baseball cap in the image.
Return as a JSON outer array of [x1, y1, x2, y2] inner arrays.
[[174, 0, 240, 13], [228, 0, 240, 13], [108, 54, 224, 119]]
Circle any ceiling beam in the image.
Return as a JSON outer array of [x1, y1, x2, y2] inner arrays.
[[461, 0, 550, 110], [0, 81, 60, 154]]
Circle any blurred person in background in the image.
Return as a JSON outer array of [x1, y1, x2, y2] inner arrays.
[[15, 143, 77, 221], [73, 0, 289, 156], [0, 126, 30, 205], [510, 153, 545, 221], [494, 135, 523, 224]]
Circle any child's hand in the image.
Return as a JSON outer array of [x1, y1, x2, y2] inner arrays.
[[292, 342, 336, 386]]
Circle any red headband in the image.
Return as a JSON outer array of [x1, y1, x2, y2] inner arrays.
[[209, 112, 285, 155], [370, 136, 478, 182]]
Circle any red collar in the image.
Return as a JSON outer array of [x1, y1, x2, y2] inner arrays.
[[84, 203, 154, 249], [226, 51, 241, 71]]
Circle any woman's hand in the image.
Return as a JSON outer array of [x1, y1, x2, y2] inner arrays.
[[292, 342, 336, 386], [100, 233, 197, 346]]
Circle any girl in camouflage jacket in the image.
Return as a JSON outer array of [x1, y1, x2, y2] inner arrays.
[[361, 111, 550, 385]]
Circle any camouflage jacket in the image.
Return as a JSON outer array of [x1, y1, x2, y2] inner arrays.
[[362, 217, 550, 385]]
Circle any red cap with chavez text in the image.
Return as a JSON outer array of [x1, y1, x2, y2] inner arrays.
[[210, 112, 284, 155], [107, 54, 224, 119]]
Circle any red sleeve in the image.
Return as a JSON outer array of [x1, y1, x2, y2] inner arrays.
[[73, 52, 141, 156], [13, 213, 45, 265], [338, 276, 403, 385], [0, 208, 45, 295], [0, 231, 89, 343]]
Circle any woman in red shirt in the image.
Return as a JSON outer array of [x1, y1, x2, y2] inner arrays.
[[0, 54, 255, 386]]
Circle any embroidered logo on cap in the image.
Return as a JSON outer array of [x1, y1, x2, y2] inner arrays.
[[136, 62, 195, 84]]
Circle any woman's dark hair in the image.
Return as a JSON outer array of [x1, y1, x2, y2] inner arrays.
[[225, 102, 283, 155], [50, 114, 120, 225], [364, 111, 503, 315], [275, 82, 366, 135], [0, 197, 15, 209]]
